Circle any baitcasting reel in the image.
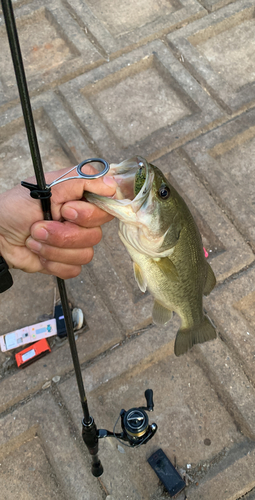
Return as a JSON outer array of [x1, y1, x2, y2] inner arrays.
[[82, 389, 157, 476]]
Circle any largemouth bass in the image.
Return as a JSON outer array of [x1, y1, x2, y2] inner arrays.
[[85, 156, 216, 356]]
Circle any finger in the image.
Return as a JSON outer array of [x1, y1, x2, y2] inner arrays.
[[45, 167, 117, 220], [30, 221, 102, 248], [26, 239, 94, 266], [39, 259, 82, 279], [61, 200, 114, 227]]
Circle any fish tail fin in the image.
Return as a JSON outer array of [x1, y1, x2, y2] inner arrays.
[[174, 316, 216, 357]]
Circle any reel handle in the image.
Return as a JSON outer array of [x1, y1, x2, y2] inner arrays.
[[145, 389, 154, 411]]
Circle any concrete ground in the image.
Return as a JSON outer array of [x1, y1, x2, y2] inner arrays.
[[1, 0, 255, 498]]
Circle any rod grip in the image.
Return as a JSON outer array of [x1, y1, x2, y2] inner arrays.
[[82, 417, 99, 454], [82, 417, 103, 477]]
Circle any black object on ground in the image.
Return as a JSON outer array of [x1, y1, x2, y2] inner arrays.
[[148, 449, 186, 497]]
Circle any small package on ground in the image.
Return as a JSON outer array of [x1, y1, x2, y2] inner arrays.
[[0, 318, 57, 352]]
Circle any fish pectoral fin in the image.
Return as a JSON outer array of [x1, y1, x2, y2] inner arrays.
[[156, 257, 179, 282], [203, 262, 216, 296], [133, 262, 147, 292], [152, 301, 173, 325], [174, 316, 217, 356]]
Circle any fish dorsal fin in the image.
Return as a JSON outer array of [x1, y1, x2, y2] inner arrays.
[[203, 262, 216, 296], [155, 257, 179, 282], [152, 300, 173, 325], [133, 262, 147, 292]]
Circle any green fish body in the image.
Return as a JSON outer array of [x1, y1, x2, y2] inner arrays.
[[85, 156, 216, 356]]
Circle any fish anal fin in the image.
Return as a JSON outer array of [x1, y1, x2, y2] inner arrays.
[[156, 257, 179, 282], [152, 300, 173, 325], [174, 316, 216, 356], [204, 262, 216, 296], [133, 262, 147, 292]]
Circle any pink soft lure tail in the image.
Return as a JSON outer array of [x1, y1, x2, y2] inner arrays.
[[203, 247, 209, 258]]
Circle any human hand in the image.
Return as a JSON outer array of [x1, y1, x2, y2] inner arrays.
[[0, 166, 116, 279]]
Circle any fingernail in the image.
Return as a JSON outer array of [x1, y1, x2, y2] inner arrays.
[[103, 175, 117, 188], [26, 238, 42, 253], [63, 207, 78, 221], [32, 227, 48, 241]]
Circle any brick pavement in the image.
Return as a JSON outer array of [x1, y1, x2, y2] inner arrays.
[[1, 0, 255, 498]]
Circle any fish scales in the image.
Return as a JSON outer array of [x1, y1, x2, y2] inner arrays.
[[85, 156, 216, 356]]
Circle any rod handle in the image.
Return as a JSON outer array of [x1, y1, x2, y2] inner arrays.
[[82, 417, 103, 477]]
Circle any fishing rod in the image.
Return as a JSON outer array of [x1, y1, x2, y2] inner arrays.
[[1, 0, 157, 477], [1, 0, 105, 477]]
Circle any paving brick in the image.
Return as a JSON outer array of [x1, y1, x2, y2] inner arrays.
[[1, 439, 66, 500], [187, 447, 255, 499], [59, 40, 223, 161], [199, 0, 235, 12], [90, 66, 190, 148], [205, 267, 255, 387], [58, 319, 179, 394], [0, 267, 122, 413], [244, 489, 255, 500], [0, 91, 94, 193], [0, 111, 72, 193], [0, 393, 104, 499], [167, 0, 255, 113], [58, 326, 247, 499], [197, 339, 255, 440], [0, 270, 55, 337], [183, 107, 255, 249], [0, 0, 32, 11], [0, 0, 103, 107], [65, 0, 206, 55]]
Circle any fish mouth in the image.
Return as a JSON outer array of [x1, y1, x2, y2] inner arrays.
[[110, 156, 152, 203], [85, 156, 154, 218]]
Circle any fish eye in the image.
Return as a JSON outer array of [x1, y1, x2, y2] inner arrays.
[[158, 185, 170, 199]]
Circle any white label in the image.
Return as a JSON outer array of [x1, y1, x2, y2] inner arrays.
[[22, 349, 36, 362]]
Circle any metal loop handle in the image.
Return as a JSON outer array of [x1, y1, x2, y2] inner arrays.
[[47, 158, 110, 188]]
